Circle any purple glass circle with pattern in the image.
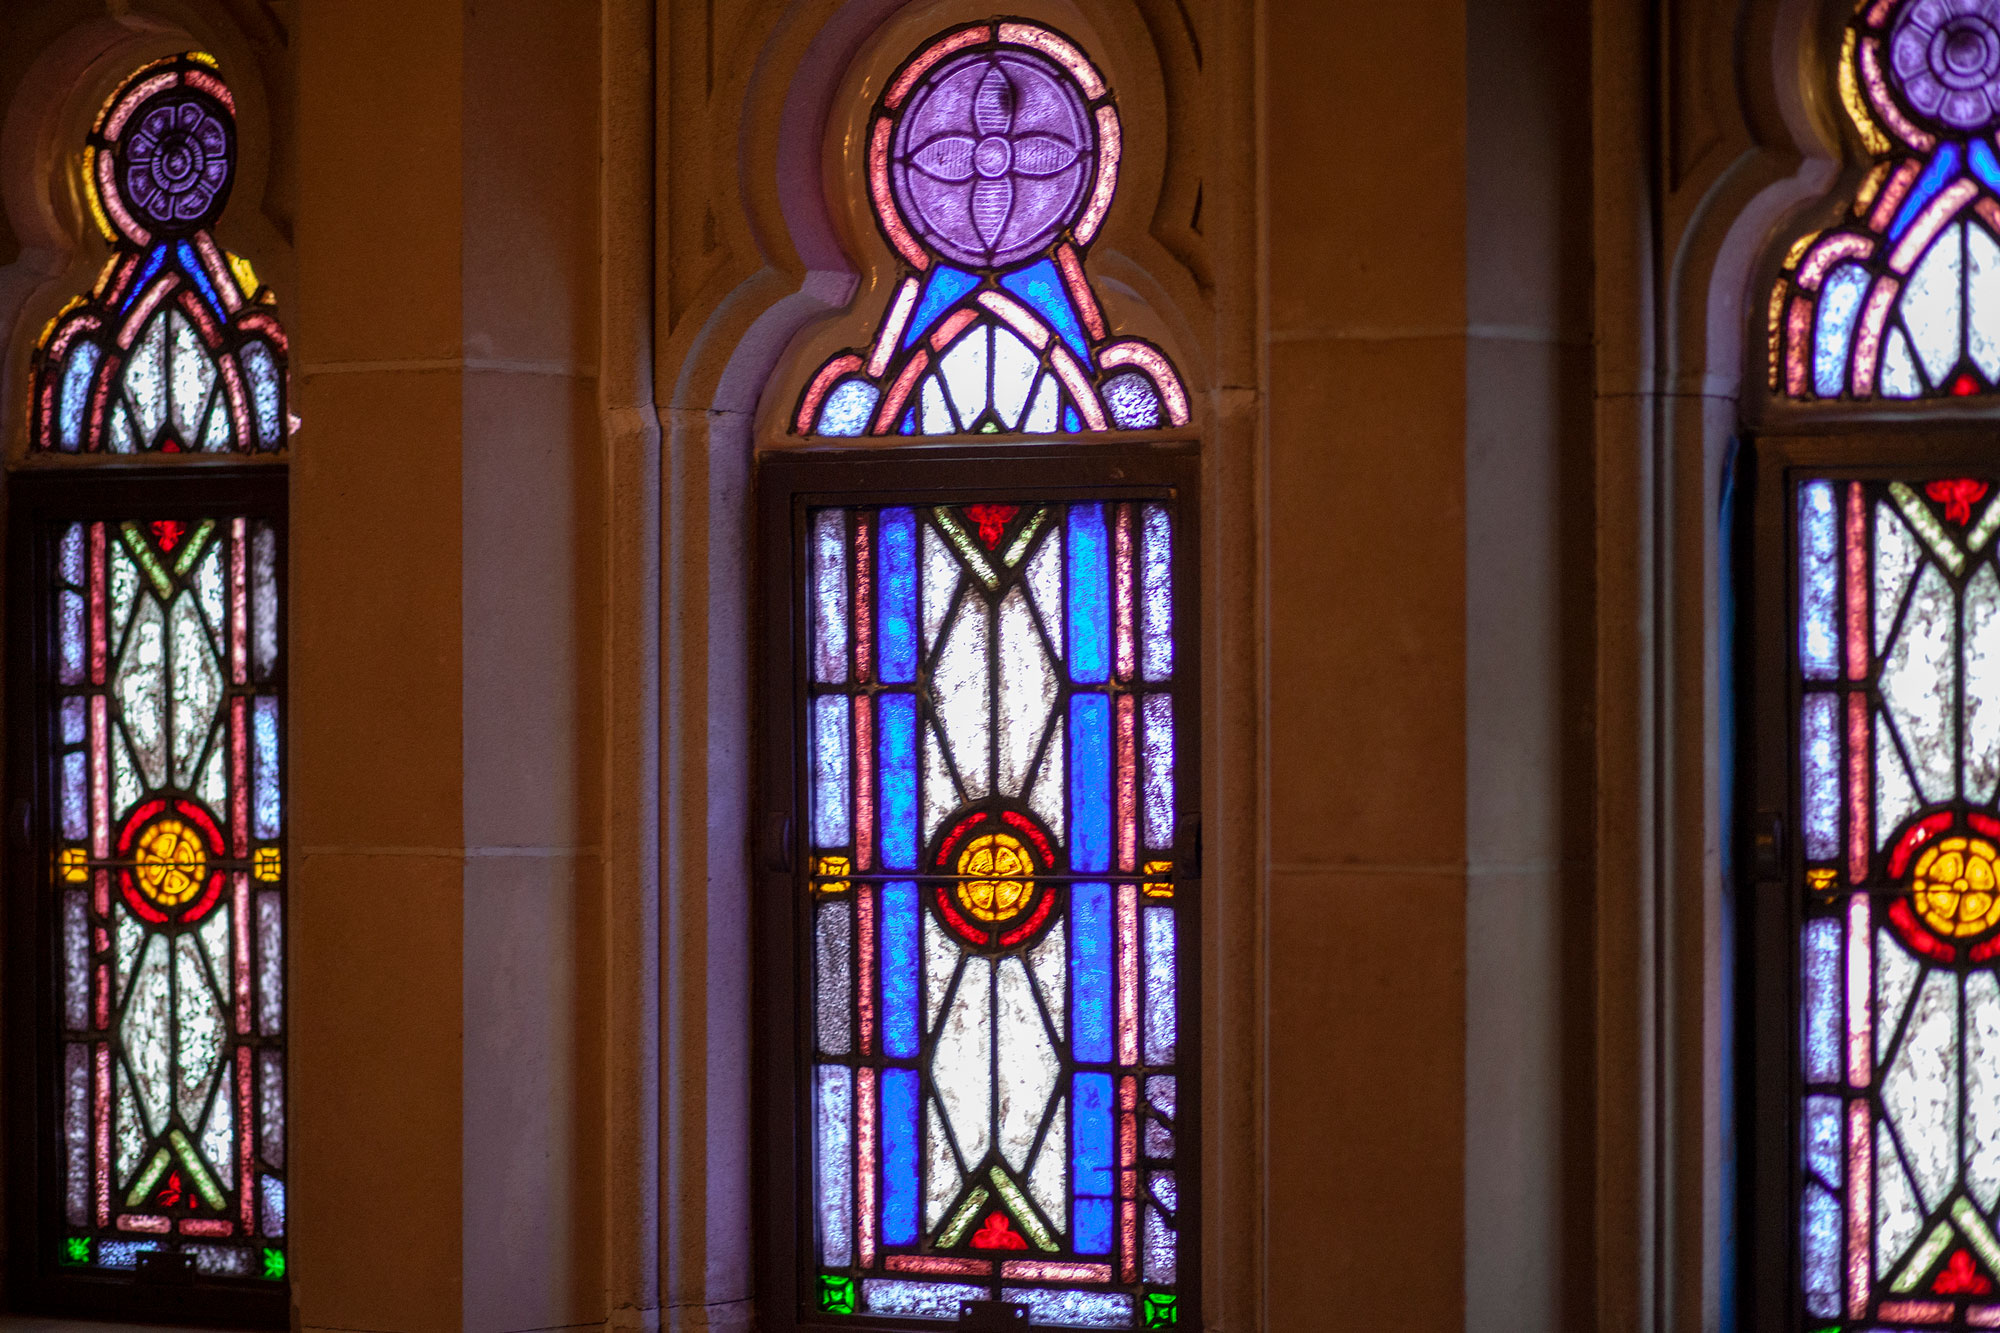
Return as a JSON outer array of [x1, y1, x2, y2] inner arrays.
[[889, 48, 1095, 270], [1891, 0, 2000, 131], [118, 93, 233, 233]]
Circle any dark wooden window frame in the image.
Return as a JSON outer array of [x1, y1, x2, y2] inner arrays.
[[1740, 425, 2000, 1331], [4, 465, 288, 1329], [755, 441, 1203, 1332]]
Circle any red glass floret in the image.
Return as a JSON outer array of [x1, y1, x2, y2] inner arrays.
[[1952, 373, 1983, 398], [149, 520, 187, 554], [1933, 1247, 1995, 1295], [963, 504, 1020, 550], [1926, 478, 1992, 525], [970, 1211, 1030, 1251]]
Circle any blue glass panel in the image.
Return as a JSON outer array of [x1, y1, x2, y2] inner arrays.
[[1803, 1091, 1843, 1188], [1814, 264, 1870, 398], [252, 697, 280, 839], [878, 508, 919, 684], [1143, 906, 1176, 1065], [1891, 142, 1962, 241], [1976, 138, 2000, 192], [1798, 482, 1839, 680], [124, 245, 170, 312], [817, 1065, 854, 1266], [904, 266, 982, 348], [1000, 259, 1090, 360], [177, 241, 224, 316], [879, 694, 918, 870], [882, 1067, 921, 1246], [899, 409, 918, 435], [811, 696, 852, 849], [882, 880, 920, 1060], [1070, 695, 1112, 874], [1801, 693, 1840, 862], [1071, 1073, 1114, 1255], [58, 343, 102, 450], [1070, 880, 1112, 1064], [1067, 505, 1110, 685], [61, 697, 86, 746], [1802, 918, 1842, 1085], [1063, 406, 1082, 433]]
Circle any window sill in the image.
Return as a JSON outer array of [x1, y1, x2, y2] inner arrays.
[[0, 1319, 199, 1332]]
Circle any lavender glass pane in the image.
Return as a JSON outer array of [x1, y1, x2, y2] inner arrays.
[[261, 1173, 285, 1237], [1141, 506, 1173, 682], [1890, 3, 2000, 129], [1143, 906, 1175, 1066], [1804, 1091, 1843, 1188], [64, 1043, 89, 1225], [1803, 1181, 1841, 1318], [1803, 919, 1842, 1085], [59, 343, 100, 449], [816, 899, 854, 1056], [812, 696, 853, 850], [864, 1279, 986, 1319], [1799, 482, 1839, 680], [812, 511, 849, 685], [1143, 694, 1174, 853], [62, 889, 88, 1031], [1144, 1200, 1178, 1285], [1002, 1289, 1135, 1328], [59, 591, 85, 685], [817, 1064, 854, 1267], [58, 523, 84, 586], [259, 1049, 284, 1168], [889, 49, 1097, 270], [252, 522, 279, 680], [188, 1244, 254, 1277], [257, 889, 282, 1037], [98, 1240, 161, 1269], [1145, 1073, 1175, 1158], [253, 696, 280, 838], [1103, 371, 1162, 430], [62, 696, 86, 745], [1814, 264, 1870, 397], [61, 752, 87, 840], [1802, 693, 1841, 862]]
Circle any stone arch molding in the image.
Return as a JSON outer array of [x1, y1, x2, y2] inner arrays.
[[0, 2, 290, 456]]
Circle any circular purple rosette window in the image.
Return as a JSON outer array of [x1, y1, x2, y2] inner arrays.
[[118, 94, 233, 232], [1892, 0, 2000, 131], [890, 49, 1096, 270]]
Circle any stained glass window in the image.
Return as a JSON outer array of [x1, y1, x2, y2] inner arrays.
[[774, 485, 1194, 1331], [793, 22, 1188, 437], [7, 54, 288, 1317], [1767, 0, 2000, 400], [28, 53, 288, 454], [1789, 473, 2000, 1326]]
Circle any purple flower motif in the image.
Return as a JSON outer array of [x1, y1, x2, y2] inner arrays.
[[1892, 0, 2000, 131], [119, 95, 232, 231], [890, 50, 1095, 270]]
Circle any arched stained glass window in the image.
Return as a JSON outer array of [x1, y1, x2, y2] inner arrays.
[[762, 19, 1196, 1333], [6, 53, 288, 1324], [1772, 0, 2000, 400], [793, 22, 1188, 438]]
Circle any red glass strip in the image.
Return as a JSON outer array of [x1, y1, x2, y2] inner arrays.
[[855, 697, 875, 873], [1003, 1259, 1112, 1283], [1845, 484, 1869, 681], [233, 872, 252, 1035], [237, 1046, 254, 1232], [231, 696, 249, 858], [231, 518, 249, 686], [887, 1255, 993, 1276], [1879, 1300, 1954, 1322], [1117, 695, 1137, 873], [1117, 883, 1139, 1066], [89, 696, 109, 859], [1118, 1074, 1139, 1284], [855, 515, 874, 685], [1848, 694, 1872, 886], [115, 1214, 170, 1234], [1115, 504, 1135, 682], [1056, 244, 1105, 342], [1849, 894, 1873, 1087], [1850, 1098, 1873, 1318], [179, 1217, 234, 1237], [89, 523, 106, 685], [858, 882, 876, 1056], [858, 1067, 878, 1267], [94, 1041, 110, 1228], [93, 962, 108, 1031]]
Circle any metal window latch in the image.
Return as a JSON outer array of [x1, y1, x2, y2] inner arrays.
[[1752, 810, 1786, 882], [958, 1301, 1028, 1328], [762, 812, 793, 874]]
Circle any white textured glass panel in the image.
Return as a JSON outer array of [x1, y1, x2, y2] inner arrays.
[[1883, 326, 1924, 398], [1030, 1096, 1068, 1233], [812, 511, 848, 685], [992, 327, 1038, 429], [996, 587, 1057, 800], [933, 595, 992, 798], [1028, 715, 1066, 847], [127, 312, 167, 445], [1025, 526, 1064, 660], [1879, 1118, 1923, 1278], [932, 959, 993, 1169], [167, 309, 215, 447], [1815, 263, 1871, 396], [1965, 561, 2000, 803], [1023, 375, 1060, 432], [1878, 503, 1924, 656], [926, 912, 959, 1035], [939, 324, 989, 426], [1966, 970, 2000, 1211], [1002, 1290, 1134, 1328], [202, 1066, 235, 1189], [1882, 969, 1960, 1210], [1143, 907, 1176, 1066], [818, 379, 878, 437], [1904, 221, 1965, 385], [1882, 563, 1961, 803], [1879, 713, 1922, 851], [995, 957, 1058, 1173], [816, 900, 853, 1056], [116, 594, 168, 789], [1878, 928, 1922, 1070], [926, 1097, 959, 1231], [816, 1065, 854, 1266], [923, 522, 958, 656], [123, 935, 171, 1136], [811, 696, 851, 850], [924, 722, 960, 850], [174, 934, 223, 1130], [1973, 222, 2000, 381], [921, 373, 954, 435], [1028, 923, 1067, 1041], [115, 1063, 145, 1186], [865, 1280, 985, 1319], [168, 592, 222, 788], [241, 340, 282, 447], [252, 524, 279, 680]]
